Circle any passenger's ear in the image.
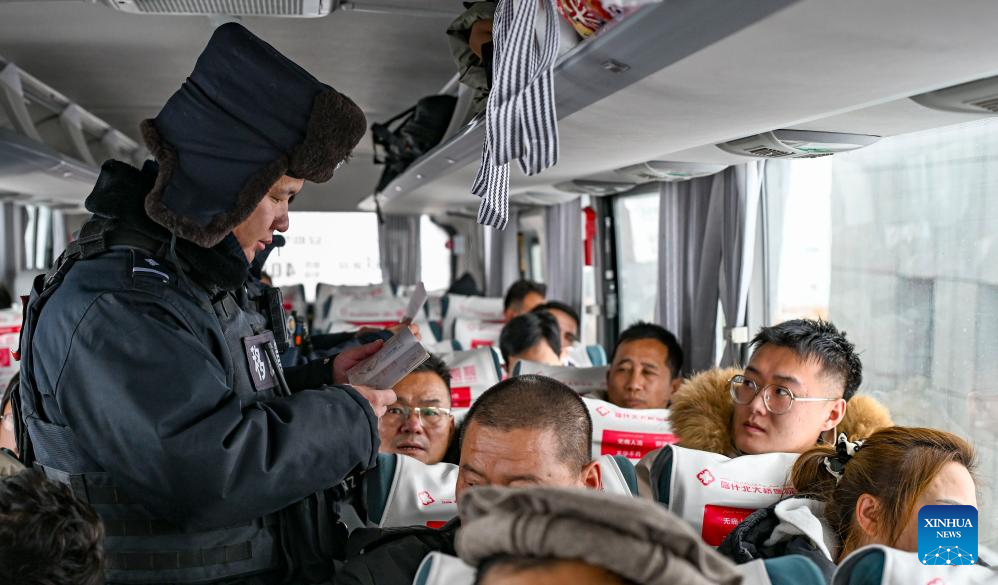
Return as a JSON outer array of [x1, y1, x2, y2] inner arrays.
[[670, 376, 683, 397], [854, 493, 882, 541], [822, 398, 847, 432], [582, 460, 602, 490]]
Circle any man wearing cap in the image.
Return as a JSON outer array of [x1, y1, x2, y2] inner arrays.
[[16, 24, 393, 584]]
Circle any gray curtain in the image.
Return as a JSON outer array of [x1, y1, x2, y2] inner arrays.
[[543, 198, 583, 311], [656, 162, 763, 374], [437, 214, 487, 294], [485, 206, 520, 297], [379, 214, 421, 287]]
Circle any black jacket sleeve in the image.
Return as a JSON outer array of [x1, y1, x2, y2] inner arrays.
[[334, 525, 458, 585], [53, 290, 380, 529], [283, 357, 335, 392]]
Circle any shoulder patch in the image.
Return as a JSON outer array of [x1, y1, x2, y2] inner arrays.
[[130, 250, 172, 283]]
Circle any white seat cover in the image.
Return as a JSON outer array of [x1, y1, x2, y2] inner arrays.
[[414, 553, 476, 585], [664, 445, 799, 546], [515, 361, 608, 395], [583, 397, 677, 463], [565, 343, 594, 367], [0, 307, 20, 388], [597, 454, 636, 496], [446, 348, 503, 417], [453, 317, 504, 351], [314, 282, 394, 332], [379, 455, 459, 529], [441, 294, 503, 339], [833, 545, 998, 585]]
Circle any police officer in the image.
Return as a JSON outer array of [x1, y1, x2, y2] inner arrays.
[[16, 24, 395, 584]]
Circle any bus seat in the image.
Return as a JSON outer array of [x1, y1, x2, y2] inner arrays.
[[598, 454, 638, 496], [833, 545, 997, 585], [414, 552, 475, 585], [364, 453, 458, 529], [735, 556, 827, 585], [428, 320, 444, 342], [441, 294, 503, 339], [453, 317, 503, 352], [647, 446, 798, 547], [583, 397, 676, 463], [313, 282, 393, 332], [446, 348, 504, 417], [512, 360, 608, 395], [426, 339, 462, 355], [278, 283, 307, 318], [0, 306, 21, 387]]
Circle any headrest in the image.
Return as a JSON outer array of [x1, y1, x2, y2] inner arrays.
[[648, 445, 798, 546], [565, 343, 608, 367], [0, 307, 22, 388], [441, 294, 503, 339], [583, 397, 677, 463], [364, 454, 458, 529], [426, 340, 463, 355], [735, 556, 828, 585], [414, 552, 476, 585], [513, 361, 608, 394], [278, 284, 307, 317], [453, 317, 504, 351], [313, 282, 394, 331], [833, 545, 998, 585], [447, 348, 504, 414], [598, 454, 639, 496]]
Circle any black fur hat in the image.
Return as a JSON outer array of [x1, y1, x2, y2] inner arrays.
[[141, 23, 366, 248]]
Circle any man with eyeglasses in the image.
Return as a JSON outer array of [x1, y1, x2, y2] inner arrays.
[[379, 355, 457, 465], [665, 319, 891, 458]]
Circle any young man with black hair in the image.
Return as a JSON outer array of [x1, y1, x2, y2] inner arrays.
[[502, 280, 547, 322], [668, 319, 891, 457], [379, 355, 456, 465], [499, 311, 562, 373], [532, 301, 579, 362], [335, 375, 602, 585], [0, 470, 105, 585], [605, 322, 684, 410]]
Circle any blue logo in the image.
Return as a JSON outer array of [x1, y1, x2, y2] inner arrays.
[[918, 505, 978, 565]]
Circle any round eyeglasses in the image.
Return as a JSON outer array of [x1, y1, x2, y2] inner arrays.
[[728, 375, 838, 415], [383, 405, 453, 427]]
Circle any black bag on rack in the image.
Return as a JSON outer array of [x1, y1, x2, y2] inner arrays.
[[371, 95, 458, 193]]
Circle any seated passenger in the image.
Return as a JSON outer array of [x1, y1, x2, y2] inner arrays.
[[379, 355, 456, 465], [461, 487, 742, 585], [719, 427, 978, 578], [0, 375, 23, 477], [499, 311, 562, 373], [605, 322, 683, 409], [668, 319, 891, 457], [0, 469, 105, 585], [335, 375, 601, 585], [503, 280, 547, 322], [532, 301, 580, 363]]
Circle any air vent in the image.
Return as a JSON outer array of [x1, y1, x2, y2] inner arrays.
[[719, 130, 880, 159], [912, 75, 998, 115], [100, 0, 336, 17], [615, 161, 729, 182]]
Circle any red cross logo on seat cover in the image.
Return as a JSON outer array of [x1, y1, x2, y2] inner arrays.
[[697, 469, 715, 486]]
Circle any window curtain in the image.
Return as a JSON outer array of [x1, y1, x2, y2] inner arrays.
[[378, 214, 421, 288], [485, 206, 520, 297], [543, 198, 583, 311], [656, 162, 763, 374]]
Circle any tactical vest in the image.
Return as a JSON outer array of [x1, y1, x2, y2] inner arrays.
[[16, 218, 336, 584]]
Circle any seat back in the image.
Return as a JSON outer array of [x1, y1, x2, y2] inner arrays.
[[735, 556, 828, 585], [649, 445, 799, 546], [565, 343, 609, 367], [441, 294, 504, 337], [583, 397, 677, 462], [278, 284, 307, 318], [446, 348, 504, 419], [414, 553, 476, 585], [313, 282, 394, 332], [0, 306, 20, 387], [513, 360, 608, 395], [598, 454, 638, 496], [365, 454, 458, 529], [833, 545, 997, 585], [453, 317, 504, 351]]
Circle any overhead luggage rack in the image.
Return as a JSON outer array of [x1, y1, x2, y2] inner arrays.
[[364, 0, 800, 213], [0, 57, 147, 206]]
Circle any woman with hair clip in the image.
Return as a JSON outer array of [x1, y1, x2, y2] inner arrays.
[[719, 427, 979, 580]]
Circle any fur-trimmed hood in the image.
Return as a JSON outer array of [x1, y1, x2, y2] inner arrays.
[[142, 23, 366, 248], [670, 368, 894, 457]]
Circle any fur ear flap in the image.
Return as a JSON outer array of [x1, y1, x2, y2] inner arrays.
[[288, 89, 367, 183], [670, 368, 742, 457]]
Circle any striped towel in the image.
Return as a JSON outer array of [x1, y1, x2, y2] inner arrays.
[[472, 0, 560, 230]]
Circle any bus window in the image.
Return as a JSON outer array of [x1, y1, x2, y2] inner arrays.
[[263, 211, 382, 302], [613, 190, 659, 328], [420, 215, 451, 292], [766, 117, 998, 548]]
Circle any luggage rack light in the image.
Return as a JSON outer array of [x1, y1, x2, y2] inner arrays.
[[911, 74, 998, 114], [554, 179, 637, 197], [615, 161, 729, 182], [717, 129, 880, 159]]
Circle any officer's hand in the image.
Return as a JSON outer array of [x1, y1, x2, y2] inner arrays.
[[386, 322, 421, 341], [352, 385, 397, 418], [332, 340, 383, 384]]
